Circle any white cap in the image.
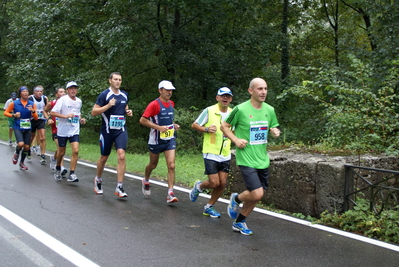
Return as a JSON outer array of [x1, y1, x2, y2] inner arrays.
[[217, 87, 233, 96], [158, 80, 175, 90], [66, 81, 78, 89]]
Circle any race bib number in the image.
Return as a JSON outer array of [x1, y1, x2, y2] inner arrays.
[[68, 115, 80, 124], [249, 125, 268, 145], [37, 111, 44, 119], [160, 124, 175, 140], [110, 115, 125, 130], [20, 118, 31, 129]]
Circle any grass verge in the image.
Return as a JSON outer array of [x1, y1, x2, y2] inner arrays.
[[0, 115, 205, 187]]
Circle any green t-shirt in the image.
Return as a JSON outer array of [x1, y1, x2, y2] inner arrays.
[[225, 100, 279, 169]]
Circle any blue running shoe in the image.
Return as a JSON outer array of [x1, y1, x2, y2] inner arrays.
[[189, 181, 201, 202], [203, 206, 220, 218], [227, 193, 239, 219], [232, 220, 253, 235]]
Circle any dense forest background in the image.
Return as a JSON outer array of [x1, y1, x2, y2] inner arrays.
[[0, 0, 398, 155]]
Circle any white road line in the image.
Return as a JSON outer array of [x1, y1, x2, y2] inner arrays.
[[76, 157, 399, 253], [4, 141, 399, 253], [253, 207, 399, 253], [0, 224, 54, 267], [0, 205, 100, 267]]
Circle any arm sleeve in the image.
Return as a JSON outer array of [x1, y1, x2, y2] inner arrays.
[[194, 108, 208, 126], [51, 97, 62, 113], [142, 100, 160, 118], [269, 108, 280, 128], [95, 91, 106, 106], [225, 106, 239, 126], [4, 100, 10, 110], [31, 103, 39, 120], [3, 102, 15, 118]]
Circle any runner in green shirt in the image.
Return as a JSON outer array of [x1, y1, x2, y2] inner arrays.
[[221, 77, 281, 235]]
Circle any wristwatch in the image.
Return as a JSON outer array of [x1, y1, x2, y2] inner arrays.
[[204, 127, 209, 133]]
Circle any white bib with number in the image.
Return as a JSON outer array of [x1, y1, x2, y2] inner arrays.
[[249, 124, 268, 145], [20, 118, 31, 129], [110, 115, 125, 130]]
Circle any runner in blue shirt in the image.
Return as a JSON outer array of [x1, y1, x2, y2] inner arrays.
[[4, 86, 39, 170], [91, 72, 133, 197]]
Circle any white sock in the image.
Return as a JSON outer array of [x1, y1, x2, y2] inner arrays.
[[204, 204, 212, 209], [196, 182, 203, 192]]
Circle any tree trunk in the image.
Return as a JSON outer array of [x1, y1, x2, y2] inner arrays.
[[281, 0, 290, 88]]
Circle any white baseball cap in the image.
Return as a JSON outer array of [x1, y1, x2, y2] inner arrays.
[[158, 80, 175, 90], [66, 81, 78, 89], [217, 87, 233, 96]]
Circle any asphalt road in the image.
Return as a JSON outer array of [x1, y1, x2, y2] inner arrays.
[[0, 142, 398, 267]]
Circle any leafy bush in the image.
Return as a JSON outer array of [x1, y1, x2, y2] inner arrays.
[[315, 197, 399, 245], [174, 107, 203, 155], [278, 59, 399, 155]]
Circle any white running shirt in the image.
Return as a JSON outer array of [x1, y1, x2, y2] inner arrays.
[[52, 95, 83, 137]]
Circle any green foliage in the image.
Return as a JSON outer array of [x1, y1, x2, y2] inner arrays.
[[174, 107, 202, 155], [1, 0, 283, 107], [1, 0, 399, 155], [284, 194, 399, 245], [316, 198, 399, 245], [292, 213, 315, 222], [278, 58, 399, 154]]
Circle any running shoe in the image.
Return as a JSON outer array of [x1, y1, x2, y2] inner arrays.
[[31, 146, 37, 155], [227, 193, 239, 219], [8, 140, 12, 146], [115, 186, 128, 198], [67, 173, 79, 182], [203, 206, 221, 218], [189, 181, 201, 202], [61, 167, 68, 177], [12, 152, 19, 165], [54, 170, 62, 181], [94, 178, 103, 195], [232, 220, 253, 235], [49, 159, 56, 170], [27, 150, 31, 159], [40, 155, 46, 165], [166, 192, 179, 203], [141, 178, 151, 197], [19, 162, 28, 171]]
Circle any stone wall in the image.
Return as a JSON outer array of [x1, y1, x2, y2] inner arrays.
[[227, 150, 399, 217]]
